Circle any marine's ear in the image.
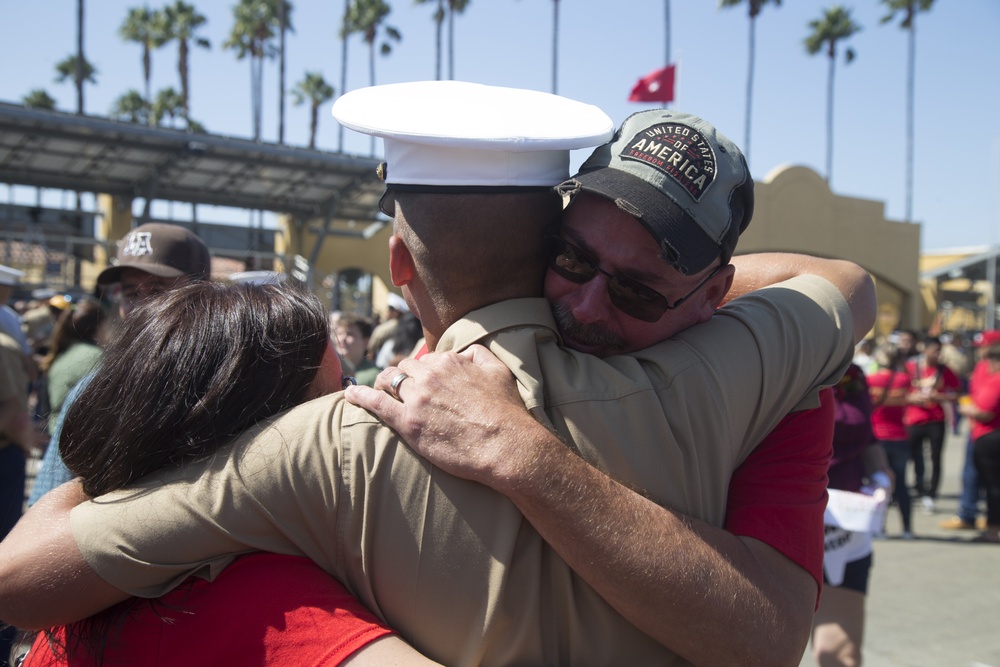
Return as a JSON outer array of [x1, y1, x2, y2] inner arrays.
[[388, 234, 415, 287]]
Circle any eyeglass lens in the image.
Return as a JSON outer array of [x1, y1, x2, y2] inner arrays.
[[548, 237, 668, 323]]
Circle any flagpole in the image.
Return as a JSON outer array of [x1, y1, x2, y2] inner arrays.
[[664, 0, 671, 109], [675, 53, 681, 110]]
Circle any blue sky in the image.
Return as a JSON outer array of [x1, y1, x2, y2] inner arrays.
[[1, 0, 998, 252]]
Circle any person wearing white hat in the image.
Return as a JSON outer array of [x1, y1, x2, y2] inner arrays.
[[1, 82, 873, 666]]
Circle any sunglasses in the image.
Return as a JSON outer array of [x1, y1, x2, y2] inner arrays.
[[546, 235, 722, 323]]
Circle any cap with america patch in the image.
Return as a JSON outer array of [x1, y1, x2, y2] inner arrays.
[[562, 110, 754, 275]]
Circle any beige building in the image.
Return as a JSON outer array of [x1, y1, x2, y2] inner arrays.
[[89, 193, 401, 321], [737, 165, 921, 339], [3, 105, 956, 331], [32, 161, 950, 337], [265, 163, 933, 329], [93, 164, 931, 331]]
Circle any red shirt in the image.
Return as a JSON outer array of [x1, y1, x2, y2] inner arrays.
[[867, 368, 913, 441], [903, 358, 961, 426], [24, 553, 393, 667], [969, 361, 1000, 441], [725, 389, 833, 596]]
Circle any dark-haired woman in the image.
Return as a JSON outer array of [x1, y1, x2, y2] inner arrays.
[[19, 282, 440, 667]]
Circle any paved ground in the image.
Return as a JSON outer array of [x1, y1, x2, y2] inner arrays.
[[798, 425, 1000, 667]]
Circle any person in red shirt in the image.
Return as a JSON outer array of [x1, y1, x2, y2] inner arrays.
[[958, 343, 1000, 543], [810, 364, 892, 667], [904, 336, 961, 513], [21, 553, 405, 667], [868, 343, 916, 538]]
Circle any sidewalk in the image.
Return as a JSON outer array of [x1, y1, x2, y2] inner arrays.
[[799, 425, 1000, 667]]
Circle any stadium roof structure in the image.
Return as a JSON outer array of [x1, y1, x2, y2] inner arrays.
[[921, 247, 1000, 286], [0, 102, 385, 232], [921, 246, 1000, 331]]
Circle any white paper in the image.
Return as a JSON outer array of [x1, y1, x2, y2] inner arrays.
[[824, 488, 888, 533], [823, 527, 873, 586]]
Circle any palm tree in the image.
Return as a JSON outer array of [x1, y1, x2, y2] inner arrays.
[[119, 6, 168, 107], [23, 90, 57, 110], [343, 0, 401, 152], [224, 0, 283, 141], [445, 0, 470, 80], [162, 1, 211, 122], [718, 0, 781, 163], [415, 0, 445, 80], [805, 6, 860, 187], [880, 0, 935, 223], [292, 72, 335, 149], [55, 55, 98, 104], [151, 87, 187, 128], [110, 89, 152, 124]]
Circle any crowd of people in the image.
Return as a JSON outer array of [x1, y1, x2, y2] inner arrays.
[[0, 79, 985, 667], [330, 296, 424, 388], [852, 329, 996, 542]]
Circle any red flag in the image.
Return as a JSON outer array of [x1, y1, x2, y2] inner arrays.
[[629, 65, 676, 103]]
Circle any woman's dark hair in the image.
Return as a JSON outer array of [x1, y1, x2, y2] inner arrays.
[[59, 281, 330, 497], [39, 298, 107, 373]]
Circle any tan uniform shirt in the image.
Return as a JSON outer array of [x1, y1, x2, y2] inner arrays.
[[72, 276, 853, 666]]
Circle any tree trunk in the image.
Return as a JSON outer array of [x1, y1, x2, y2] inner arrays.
[[76, 0, 85, 114], [551, 0, 559, 94], [905, 15, 916, 222], [180, 40, 190, 119], [448, 5, 455, 80], [436, 0, 443, 80], [310, 103, 318, 149], [278, 1, 287, 144], [338, 0, 350, 151], [744, 15, 755, 163], [144, 46, 152, 108], [826, 49, 835, 185], [369, 41, 376, 155], [251, 56, 263, 141]]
